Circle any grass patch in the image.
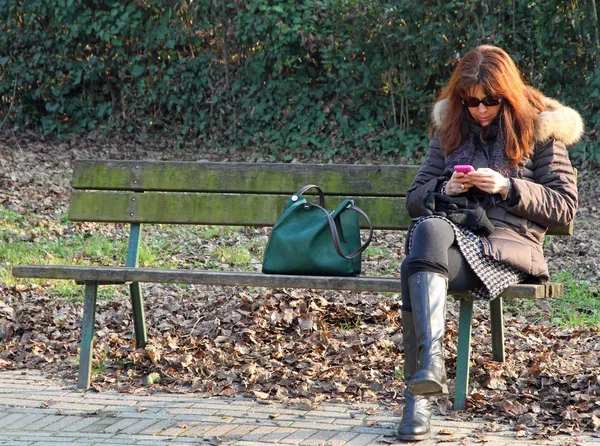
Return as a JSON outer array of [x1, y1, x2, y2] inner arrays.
[[548, 271, 600, 328], [211, 244, 254, 266], [197, 225, 241, 239], [1, 209, 260, 292], [339, 315, 361, 330], [364, 246, 391, 257], [81, 235, 128, 263], [505, 270, 600, 328], [46, 283, 126, 302], [380, 259, 402, 276], [0, 207, 27, 226], [394, 366, 405, 381], [0, 231, 129, 287], [362, 245, 402, 276]]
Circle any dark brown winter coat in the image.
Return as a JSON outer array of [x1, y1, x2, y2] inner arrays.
[[406, 97, 583, 280]]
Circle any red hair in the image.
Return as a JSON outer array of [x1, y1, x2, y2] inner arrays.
[[436, 45, 546, 166]]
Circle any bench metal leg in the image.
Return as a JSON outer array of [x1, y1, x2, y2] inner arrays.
[[454, 298, 473, 410], [78, 281, 98, 390], [130, 282, 147, 347], [490, 296, 505, 362], [126, 223, 147, 348]]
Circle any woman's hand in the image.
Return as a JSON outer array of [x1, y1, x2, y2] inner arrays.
[[467, 168, 510, 195], [445, 171, 474, 196]]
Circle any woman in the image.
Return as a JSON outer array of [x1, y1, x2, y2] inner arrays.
[[397, 45, 582, 441]]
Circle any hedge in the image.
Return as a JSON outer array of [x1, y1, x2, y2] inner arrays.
[[0, 0, 598, 162]]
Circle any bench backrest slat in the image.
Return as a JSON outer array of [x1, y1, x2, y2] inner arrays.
[[72, 160, 416, 196], [69, 160, 574, 235], [68, 191, 411, 229]]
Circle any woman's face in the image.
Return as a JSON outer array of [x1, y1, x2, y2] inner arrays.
[[464, 85, 502, 127]]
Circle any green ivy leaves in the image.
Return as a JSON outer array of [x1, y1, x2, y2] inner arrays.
[[0, 0, 597, 163]]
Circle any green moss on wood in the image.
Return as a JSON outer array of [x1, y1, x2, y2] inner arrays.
[[71, 161, 417, 196], [68, 191, 411, 229]]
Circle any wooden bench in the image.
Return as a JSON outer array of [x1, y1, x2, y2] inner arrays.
[[12, 160, 572, 409]]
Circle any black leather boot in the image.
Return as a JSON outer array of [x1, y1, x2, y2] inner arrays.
[[408, 272, 449, 396], [397, 310, 432, 441]]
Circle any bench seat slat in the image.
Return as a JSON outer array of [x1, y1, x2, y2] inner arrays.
[[68, 191, 411, 229], [72, 160, 417, 197], [12, 265, 563, 298], [546, 222, 573, 236]]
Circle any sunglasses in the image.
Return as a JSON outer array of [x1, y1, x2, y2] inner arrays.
[[461, 96, 503, 107]]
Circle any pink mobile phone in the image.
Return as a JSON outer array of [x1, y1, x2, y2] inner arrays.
[[454, 165, 475, 174]]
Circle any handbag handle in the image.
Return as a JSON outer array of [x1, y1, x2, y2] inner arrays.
[[312, 202, 374, 260], [295, 184, 325, 207]]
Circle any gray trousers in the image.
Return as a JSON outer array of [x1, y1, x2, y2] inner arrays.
[[401, 218, 483, 312]]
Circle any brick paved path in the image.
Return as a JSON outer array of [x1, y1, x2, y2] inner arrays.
[[0, 370, 597, 446]]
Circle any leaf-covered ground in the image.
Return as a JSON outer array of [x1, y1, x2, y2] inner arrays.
[[1, 136, 599, 439]]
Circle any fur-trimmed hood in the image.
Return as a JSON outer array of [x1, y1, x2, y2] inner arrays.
[[432, 97, 584, 146]]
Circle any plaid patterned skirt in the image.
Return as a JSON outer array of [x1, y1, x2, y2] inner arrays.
[[407, 215, 528, 301]]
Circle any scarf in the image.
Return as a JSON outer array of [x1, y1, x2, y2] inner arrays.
[[443, 118, 518, 209]]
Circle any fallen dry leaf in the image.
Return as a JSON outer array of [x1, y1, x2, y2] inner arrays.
[[0, 141, 599, 438]]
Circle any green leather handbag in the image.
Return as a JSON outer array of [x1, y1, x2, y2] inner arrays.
[[262, 184, 373, 276]]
